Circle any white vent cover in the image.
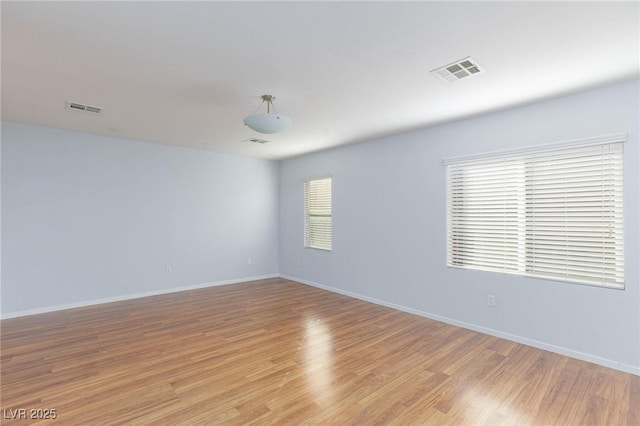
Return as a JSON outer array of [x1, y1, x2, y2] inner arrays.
[[65, 101, 102, 114], [431, 57, 483, 83], [244, 138, 269, 144]]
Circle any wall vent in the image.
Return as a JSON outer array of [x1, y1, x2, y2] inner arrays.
[[431, 57, 484, 83], [65, 101, 102, 114], [244, 138, 269, 144]]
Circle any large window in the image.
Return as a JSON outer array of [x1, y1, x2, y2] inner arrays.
[[304, 177, 332, 251], [445, 136, 624, 288]]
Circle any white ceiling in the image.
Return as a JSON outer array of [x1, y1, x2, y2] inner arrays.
[[2, 1, 638, 160]]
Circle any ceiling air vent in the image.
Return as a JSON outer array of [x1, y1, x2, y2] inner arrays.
[[431, 57, 484, 83], [244, 138, 269, 144], [65, 101, 102, 114]]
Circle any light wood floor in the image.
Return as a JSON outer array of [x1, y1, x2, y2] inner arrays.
[[1, 278, 638, 425]]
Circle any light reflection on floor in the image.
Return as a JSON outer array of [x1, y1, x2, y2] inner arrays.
[[457, 387, 525, 424], [303, 318, 336, 405]]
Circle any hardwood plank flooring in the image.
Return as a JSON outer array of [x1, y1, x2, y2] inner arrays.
[[1, 278, 637, 425]]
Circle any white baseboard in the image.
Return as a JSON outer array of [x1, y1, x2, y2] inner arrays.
[[1, 274, 279, 320], [280, 274, 640, 376]]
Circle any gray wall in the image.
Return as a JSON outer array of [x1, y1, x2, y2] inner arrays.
[[279, 80, 640, 372], [1, 122, 279, 314], [2, 80, 638, 373]]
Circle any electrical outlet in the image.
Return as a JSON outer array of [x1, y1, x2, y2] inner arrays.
[[487, 294, 496, 307], [165, 265, 172, 276], [247, 258, 252, 265]]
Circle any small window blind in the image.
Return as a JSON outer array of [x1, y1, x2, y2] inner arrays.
[[304, 177, 332, 251], [446, 138, 624, 288]]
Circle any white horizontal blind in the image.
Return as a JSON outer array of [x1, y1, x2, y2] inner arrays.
[[447, 155, 525, 274], [304, 178, 332, 250], [447, 141, 624, 288], [524, 144, 624, 286]]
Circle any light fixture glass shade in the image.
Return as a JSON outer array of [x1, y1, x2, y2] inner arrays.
[[243, 113, 292, 134]]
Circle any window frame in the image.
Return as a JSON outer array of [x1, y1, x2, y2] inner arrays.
[[444, 134, 625, 289], [304, 176, 333, 251]]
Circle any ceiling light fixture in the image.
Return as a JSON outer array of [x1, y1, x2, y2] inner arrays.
[[243, 94, 292, 134]]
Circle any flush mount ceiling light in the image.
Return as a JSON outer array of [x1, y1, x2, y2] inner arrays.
[[243, 94, 292, 134]]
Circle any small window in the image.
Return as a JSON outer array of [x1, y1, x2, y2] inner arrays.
[[445, 136, 624, 289], [304, 177, 332, 251]]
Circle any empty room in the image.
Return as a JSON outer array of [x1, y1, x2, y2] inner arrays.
[[1, 1, 638, 425]]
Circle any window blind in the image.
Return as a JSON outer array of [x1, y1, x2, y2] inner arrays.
[[446, 140, 624, 288], [304, 178, 332, 251]]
